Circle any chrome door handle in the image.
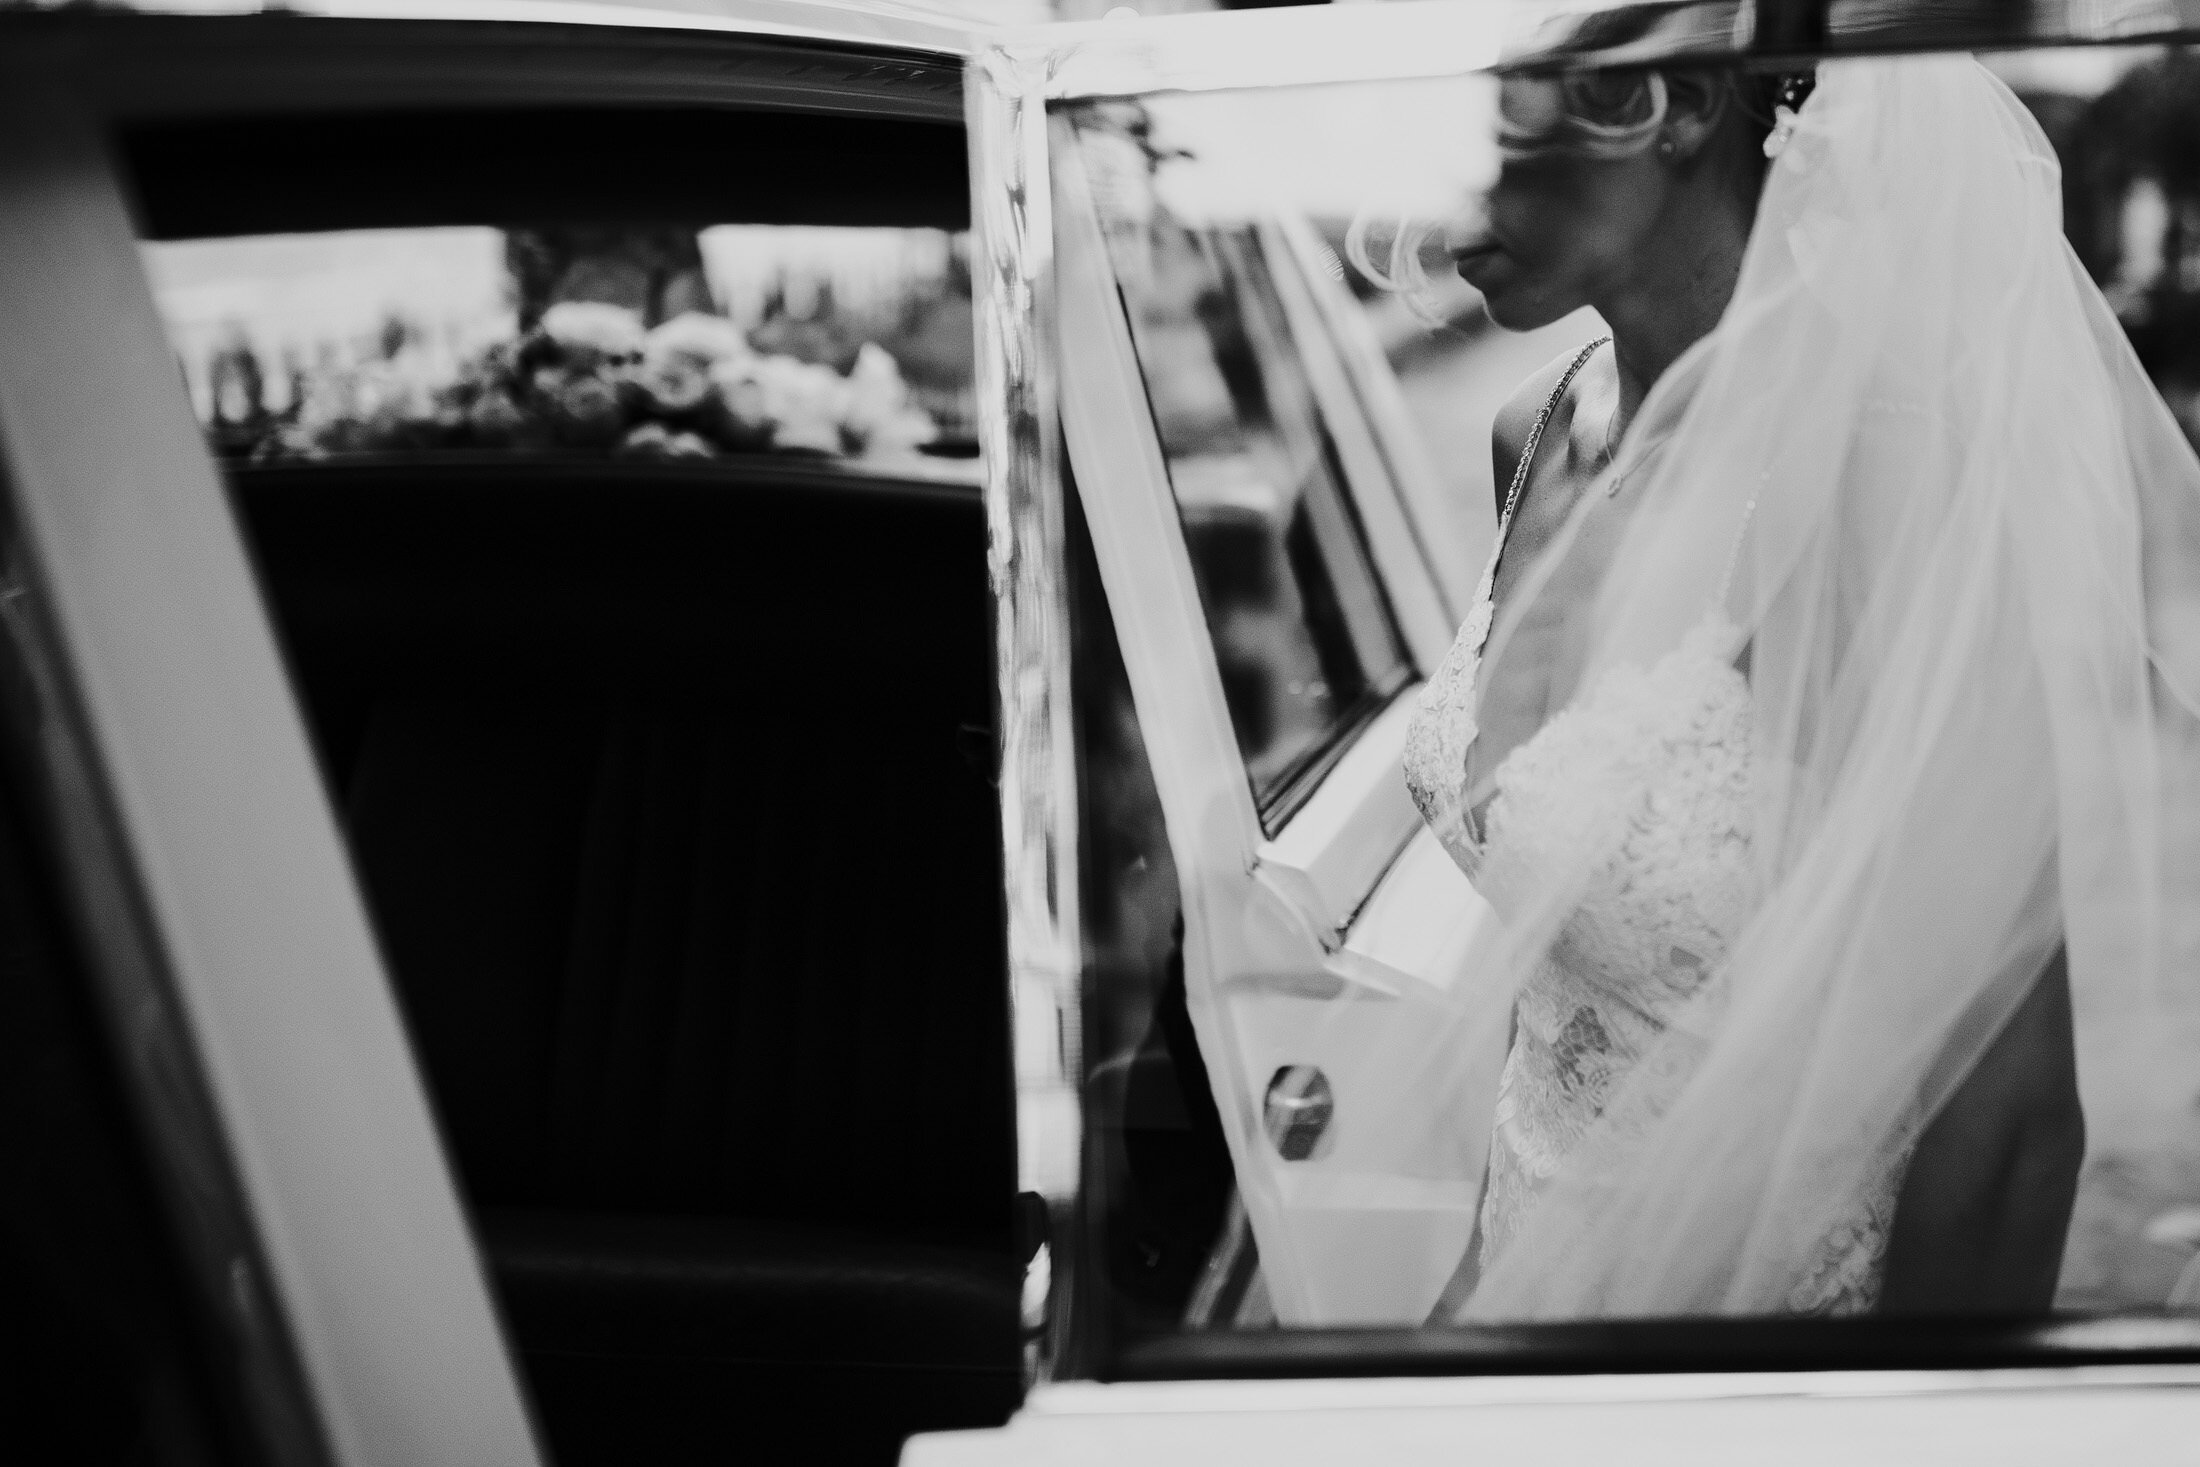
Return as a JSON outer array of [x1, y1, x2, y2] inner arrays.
[[1263, 1064, 1334, 1161]]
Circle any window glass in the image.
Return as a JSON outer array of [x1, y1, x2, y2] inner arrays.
[[143, 223, 977, 476], [1071, 105, 1412, 828], [1061, 47, 2200, 1378]]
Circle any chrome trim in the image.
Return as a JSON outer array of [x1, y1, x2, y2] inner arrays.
[[0, 57, 541, 1467], [967, 37, 1082, 1383]]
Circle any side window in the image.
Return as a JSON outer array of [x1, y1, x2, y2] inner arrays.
[[123, 103, 1020, 1467], [1073, 109, 1411, 831], [144, 223, 975, 474]]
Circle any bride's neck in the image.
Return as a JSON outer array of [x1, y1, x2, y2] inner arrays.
[[1596, 191, 1753, 424]]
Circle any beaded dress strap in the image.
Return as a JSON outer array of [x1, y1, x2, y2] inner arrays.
[[1443, 335, 1611, 857], [1488, 335, 1611, 587]]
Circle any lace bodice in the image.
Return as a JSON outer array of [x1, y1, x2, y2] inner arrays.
[[1410, 604, 1899, 1315], [1468, 617, 1760, 1282], [1402, 345, 1899, 1316]]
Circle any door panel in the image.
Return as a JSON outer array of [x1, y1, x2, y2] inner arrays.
[[1054, 84, 1507, 1326]]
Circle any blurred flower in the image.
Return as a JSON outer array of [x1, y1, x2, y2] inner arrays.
[[701, 358, 778, 450], [195, 295, 940, 469], [545, 373, 629, 448], [467, 385, 546, 450], [751, 353, 852, 455], [842, 342, 938, 458], [645, 311, 755, 372], [619, 359, 702, 419], [539, 301, 647, 367]]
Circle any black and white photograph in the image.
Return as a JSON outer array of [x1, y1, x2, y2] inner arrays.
[[5, 1, 2200, 1464]]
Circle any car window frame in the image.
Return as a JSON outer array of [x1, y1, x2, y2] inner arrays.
[[1052, 87, 1495, 1355], [1052, 102, 1453, 938]]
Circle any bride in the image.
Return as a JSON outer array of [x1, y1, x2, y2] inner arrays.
[[1375, 48, 2200, 1318]]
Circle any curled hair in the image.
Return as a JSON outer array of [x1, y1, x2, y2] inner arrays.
[[1343, 210, 1449, 324]]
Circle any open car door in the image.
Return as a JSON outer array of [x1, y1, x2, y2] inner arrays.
[[1049, 4, 1525, 1325]]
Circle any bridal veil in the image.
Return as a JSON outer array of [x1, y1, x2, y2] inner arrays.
[[1252, 51, 2200, 1322], [1457, 50, 2200, 1317]]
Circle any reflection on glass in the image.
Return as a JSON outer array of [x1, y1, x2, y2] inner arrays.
[[1065, 475, 1216, 1352], [1074, 106, 1410, 827], [1064, 47, 2200, 1365], [142, 225, 977, 473]]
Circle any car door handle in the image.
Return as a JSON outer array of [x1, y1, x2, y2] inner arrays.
[[1264, 1064, 1334, 1161]]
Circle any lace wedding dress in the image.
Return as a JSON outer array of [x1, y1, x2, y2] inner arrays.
[[1402, 340, 1900, 1316]]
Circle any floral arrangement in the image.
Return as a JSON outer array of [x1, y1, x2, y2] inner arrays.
[[212, 301, 940, 465]]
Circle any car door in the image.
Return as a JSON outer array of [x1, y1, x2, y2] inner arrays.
[[1044, 5, 1526, 1329]]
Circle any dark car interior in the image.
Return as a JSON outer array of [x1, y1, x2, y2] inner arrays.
[[116, 100, 1021, 1467], [0, 711, 300, 1467]]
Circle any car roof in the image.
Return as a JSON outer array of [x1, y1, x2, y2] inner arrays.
[[0, 0, 990, 60]]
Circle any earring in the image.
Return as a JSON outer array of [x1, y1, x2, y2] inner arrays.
[[1762, 105, 1799, 159], [1763, 72, 1813, 160]]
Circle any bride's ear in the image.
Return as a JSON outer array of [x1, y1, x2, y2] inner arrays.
[[1657, 71, 1732, 163]]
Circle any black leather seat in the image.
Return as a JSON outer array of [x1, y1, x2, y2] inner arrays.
[[236, 460, 1019, 1466]]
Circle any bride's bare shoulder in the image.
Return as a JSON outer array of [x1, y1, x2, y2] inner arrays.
[[1490, 346, 1586, 519]]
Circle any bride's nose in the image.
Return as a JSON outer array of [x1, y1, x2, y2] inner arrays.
[[1441, 198, 1495, 255]]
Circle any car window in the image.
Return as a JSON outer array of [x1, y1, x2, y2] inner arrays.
[[122, 98, 1021, 1467], [1057, 42, 2200, 1381], [144, 222, 975, 475], [1070, 105, 1413, 832]]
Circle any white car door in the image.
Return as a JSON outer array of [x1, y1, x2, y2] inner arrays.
[[1047, 6, 1525, 1327]]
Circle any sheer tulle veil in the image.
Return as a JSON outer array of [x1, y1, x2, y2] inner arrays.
[[1420, 52, 2200, 1318]]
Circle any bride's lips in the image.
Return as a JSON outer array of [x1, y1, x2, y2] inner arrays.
[[1452, 239, 1505, 286]]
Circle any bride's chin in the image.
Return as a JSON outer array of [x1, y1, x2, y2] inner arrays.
[[1477, 289, 1547, 333]]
